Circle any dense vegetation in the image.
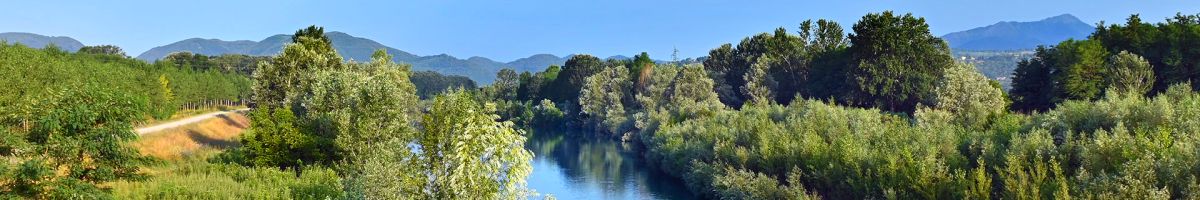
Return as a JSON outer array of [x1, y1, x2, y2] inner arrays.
[[411, 70, 477, 99], [234, 26, 534, 199], [5, 10, 1200, 200], [0, 43, 252, 198], [492, 12, 1200, 199], [1011, 13, 1200, 112]]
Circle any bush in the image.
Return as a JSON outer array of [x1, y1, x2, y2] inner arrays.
[[111, 161, 342, 199]]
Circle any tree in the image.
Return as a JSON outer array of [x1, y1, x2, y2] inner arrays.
[[401, 90, 533, 199], [934, 62, 1007, 128], [1093, 13, 1200, 93], [242, 26, 351, 170], [631, 52, 655, 88], [579, 66, 633, 135], [412, 71, 477, 99], [1010, 46, 1059, 112], [547, 55, 603, 104], [298, 50, 421, 197], [242, 105, 317, 169], [847, 11, 953, 113], [4, 87, 148, 198], [743, 57, 777, 105], [493, 68, 519, 100], [808, 19, 849, 53], [252, 26, 344, 108], [704, 44, 745, 107], [1107, 51, 1155, 96], [77, 45, 126, 57], [1054, 39, 1109, 101]]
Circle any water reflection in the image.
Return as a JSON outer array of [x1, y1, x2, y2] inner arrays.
[[525, 131, 696, 200]]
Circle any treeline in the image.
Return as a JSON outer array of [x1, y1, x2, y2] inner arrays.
[[0, 43, 253, 198], [411, 70, 477, 99], [158, 51, 269, 76], [0, 43, 251, 121], [485, 11, 1200, 199], [1011, 13, 1200, 112]]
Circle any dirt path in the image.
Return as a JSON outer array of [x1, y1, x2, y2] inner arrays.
[[135, 108, 250, 135]]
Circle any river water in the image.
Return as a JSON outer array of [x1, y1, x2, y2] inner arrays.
[[524, 132, 697, 199]]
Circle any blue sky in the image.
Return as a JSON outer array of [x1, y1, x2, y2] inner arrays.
[[3, 0, 1197, 61]]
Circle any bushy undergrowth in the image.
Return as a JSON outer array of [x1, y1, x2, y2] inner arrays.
[[644, 84, 1200, 199], [110, 160, 342, 199]]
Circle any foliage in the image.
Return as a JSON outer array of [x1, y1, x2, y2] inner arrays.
[[1010, 46, 1060, 112], [1055, 39, 1111, 101], [1107, 50, 1156, 96], [847, 11, 953, 113], [77, 45, 126, 57], [111, 160, 342, 200], [934, 62, 1008, 129], [251, 25, 344, 109], [579, 66, 633, 135], [357, 90, 533, 199], [1093, 13, 1200, 93], [160, 51, 268, 75], [240, 105, 323, 169], [412, 70, 477, 99], [742, 56, 777, 105], [641, 81, 1200, 199], [545, 55, 603, 104], [702, 19, 847, 107], [491, 68, 520, 101], [1, 87, 150, 199], [0, 43, 250, 122]]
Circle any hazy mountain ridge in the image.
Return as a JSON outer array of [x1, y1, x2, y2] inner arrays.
[[0, 32, 85, 52], [136, 32, 574, 83], [942, 14, 1095, 50]]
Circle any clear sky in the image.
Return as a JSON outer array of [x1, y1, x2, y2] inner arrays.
[[3, 0, 1198, 61]]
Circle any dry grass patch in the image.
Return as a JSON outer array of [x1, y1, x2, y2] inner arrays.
[[133, 112, 250, 160]]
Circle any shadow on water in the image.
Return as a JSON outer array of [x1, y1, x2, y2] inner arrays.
[[525, 130, 696, 200]]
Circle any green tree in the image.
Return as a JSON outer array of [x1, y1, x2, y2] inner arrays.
[[252, 26, 344, 108], [4, 87, 148, 198], [704, 44, 745, 106], [631, 52, 655, 88], [579, 66, 633, 135], [398, 90, 533, 199], [493, 68, 519, 100], [934, 62, 1007, 128], [1107, 50, 1155, 96], [1054, 39, 1110, 101], [742, 57, 777, 105], [241, 105, 316, 169], [301, 50, 421, 197], [1093, 13, 1200, 92], [847, 11, 953, 113], [77, 45, 126, 57], [1010, 46, 1058, 112], [547, 55, 603, 104]]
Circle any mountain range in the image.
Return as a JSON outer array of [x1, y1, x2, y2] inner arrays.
[[942, 14, 1095, 50], [2, 13, 1097, 83], [135, 32, 568, 84]]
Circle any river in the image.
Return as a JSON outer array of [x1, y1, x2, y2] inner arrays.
[[525, 131, 697, 199]]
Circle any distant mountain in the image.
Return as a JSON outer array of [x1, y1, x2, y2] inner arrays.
[[942, 14, 1095, 50], [0, 32, 85, 52], [137, 31, 569, 84], [507, 54, 569, 72]]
